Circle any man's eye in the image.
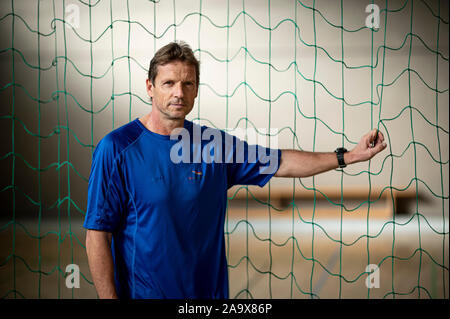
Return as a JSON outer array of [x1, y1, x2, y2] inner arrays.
[[164, 81, 174, 86]]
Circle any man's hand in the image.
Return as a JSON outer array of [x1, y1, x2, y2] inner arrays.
[[346, 129, 387, 165]]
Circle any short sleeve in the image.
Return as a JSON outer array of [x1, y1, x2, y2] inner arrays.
[[83, 136, 127, 232], [226, 134, 281, 189]]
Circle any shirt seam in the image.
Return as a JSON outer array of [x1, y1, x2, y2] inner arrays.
[[97, 125, 147, 227], [126, 183, 138, 299]]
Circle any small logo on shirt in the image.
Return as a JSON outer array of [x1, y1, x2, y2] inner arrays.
[[188, 170, 203, 180], [151, 175, 164, 182]]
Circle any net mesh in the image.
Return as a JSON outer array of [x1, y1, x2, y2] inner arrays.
[[0, 0, 448, 299]]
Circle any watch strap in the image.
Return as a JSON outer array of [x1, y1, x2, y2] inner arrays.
[[335, 147, 347, 168]]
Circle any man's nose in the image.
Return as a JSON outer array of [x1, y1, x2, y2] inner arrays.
[[173, 82, 184, 98]]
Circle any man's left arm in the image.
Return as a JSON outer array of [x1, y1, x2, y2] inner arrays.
[[274, 129, 387, 178]]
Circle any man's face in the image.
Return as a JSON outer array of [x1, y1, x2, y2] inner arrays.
[[146, 60, 198, 120]]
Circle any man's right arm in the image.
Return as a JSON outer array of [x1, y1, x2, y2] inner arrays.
[[85, 229, 118, 299]]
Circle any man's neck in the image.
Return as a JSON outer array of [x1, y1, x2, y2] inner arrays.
[[139, 112, 185, 136]]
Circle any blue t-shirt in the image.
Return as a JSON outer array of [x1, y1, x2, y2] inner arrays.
[[83, 118, 281, 299]]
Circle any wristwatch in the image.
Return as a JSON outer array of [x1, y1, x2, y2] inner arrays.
[[334, 147, 348, 168]]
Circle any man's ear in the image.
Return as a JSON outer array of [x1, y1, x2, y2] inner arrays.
[[146, 78, 154, 98], [194, 83, 199, 98]]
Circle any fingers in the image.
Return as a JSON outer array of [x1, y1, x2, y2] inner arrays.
[[369, 129, 385, 148], [369, 129, 377, 148], [366, 129, 377, 148], [370, 130, 387, 156], [373, 138, 387, 154], [352, 129, 387, 163], [371, 128, 378, 139]]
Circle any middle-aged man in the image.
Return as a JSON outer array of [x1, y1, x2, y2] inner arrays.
[[84, 41, 387, 299]]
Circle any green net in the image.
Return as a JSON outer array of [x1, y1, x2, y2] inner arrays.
[[0, 0, 448, 299]]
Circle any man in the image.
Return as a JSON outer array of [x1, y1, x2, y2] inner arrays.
[[84, 41, 386, 299]]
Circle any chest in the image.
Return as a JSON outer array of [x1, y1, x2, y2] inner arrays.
[[123, 153, 226, 206]]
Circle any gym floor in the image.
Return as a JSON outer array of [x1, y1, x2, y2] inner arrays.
[[0, 213, 447, 299]]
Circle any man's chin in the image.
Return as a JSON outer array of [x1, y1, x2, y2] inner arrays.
[[153, 104, 193, 120], [165, 110, 189, 120], [168, 107, 193, 119]]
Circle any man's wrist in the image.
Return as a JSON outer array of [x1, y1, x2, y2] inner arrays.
[[343, 151, 355, 166]]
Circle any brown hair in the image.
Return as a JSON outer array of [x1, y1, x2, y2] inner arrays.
[[148, 41, 200, 86]]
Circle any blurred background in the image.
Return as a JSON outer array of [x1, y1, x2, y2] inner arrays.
[[0, 0, 448, 298]]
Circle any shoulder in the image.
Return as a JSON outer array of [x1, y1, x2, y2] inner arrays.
[[95, 119, 145, 159]]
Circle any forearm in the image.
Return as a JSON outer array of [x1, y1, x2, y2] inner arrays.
[[85, 230, 118, 299], [274, 129, 386, 178], [275, 149, 356, 178]]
